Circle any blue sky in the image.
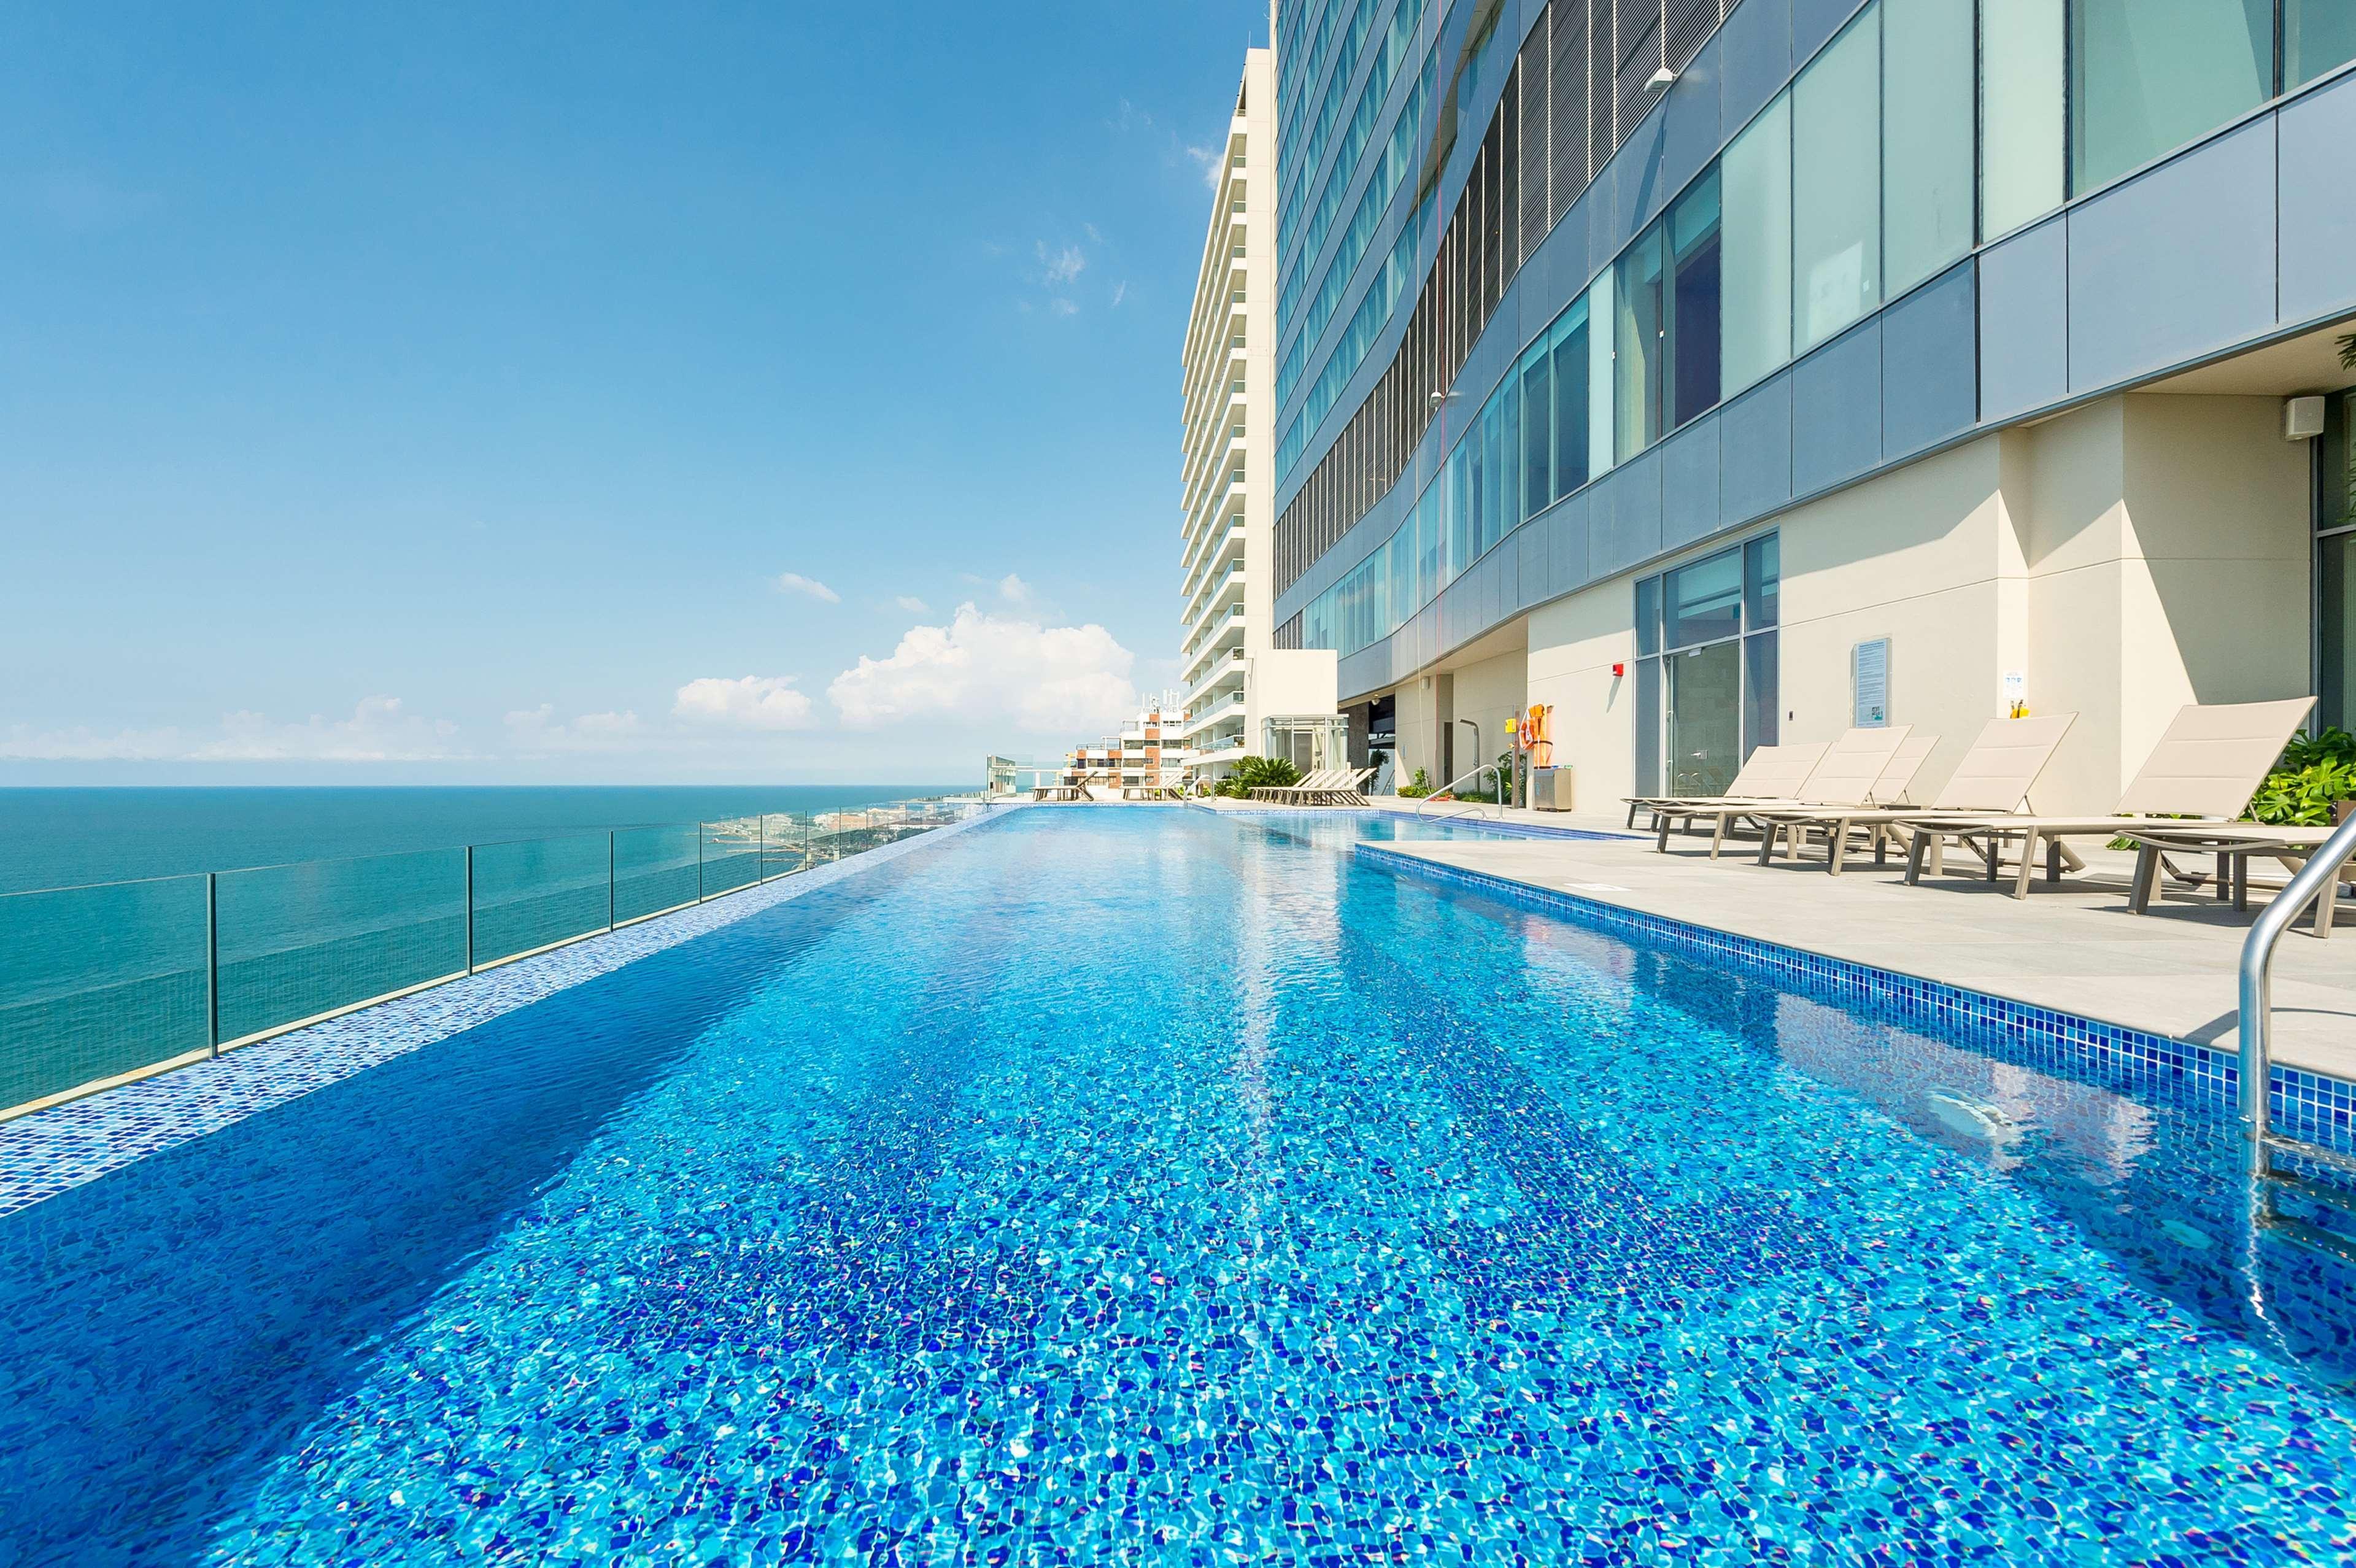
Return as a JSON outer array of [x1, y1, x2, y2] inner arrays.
[[0, 1, 1267, 783]]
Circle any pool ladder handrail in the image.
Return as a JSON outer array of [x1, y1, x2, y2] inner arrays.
[[1415, 762, 1507, 822], [2239, 807, 2356, 1260]]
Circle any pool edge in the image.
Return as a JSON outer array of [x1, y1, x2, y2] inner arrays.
[[0, 805, 1029, 1216], [1352, 840, 2356, 1143]]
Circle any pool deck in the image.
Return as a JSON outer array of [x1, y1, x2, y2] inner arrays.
[[1348, 803, 2356, 1084]]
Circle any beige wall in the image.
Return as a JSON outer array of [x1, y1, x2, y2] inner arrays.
[[1494, 389, 2312, 815], [1449, 648, 1529, 784], [2017, 393, 2311, 811], [1528, 582, 1637, 812]]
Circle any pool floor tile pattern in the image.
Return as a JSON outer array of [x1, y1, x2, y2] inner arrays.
[[0, 806, 1022, 1216]]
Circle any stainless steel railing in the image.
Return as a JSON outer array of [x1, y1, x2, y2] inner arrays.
[[2239, 808, 2356, 1179], [1413, 761, 1506, 821]]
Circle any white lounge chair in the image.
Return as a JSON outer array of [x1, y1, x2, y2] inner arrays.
[[1745, 714, 2077, 875], [1675, 726, 1914, 857], [1251, 768, 1338, 804], [1900, 698, 2317, 899], [2114, 818, 2352, 933], [1632, 742, 1832, 843]]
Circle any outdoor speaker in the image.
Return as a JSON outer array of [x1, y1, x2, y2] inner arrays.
[[2285, 395, 2327, 440]]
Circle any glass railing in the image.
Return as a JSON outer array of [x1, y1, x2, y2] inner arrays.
[[0, 798, 984, 1116]]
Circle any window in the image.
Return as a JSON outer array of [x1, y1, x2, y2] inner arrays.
[[2318, 393, 2356, 730], [2288, 0, 2356, 85], [2071, 0, 2273, 193], [1669, 171, 1721, 430], [1635, 536, 1780, 797], [1588, 269, 1616, 479], [1720, 91, 1791, 396], [1551, 299, 1591, 501], [1521, 338, 1553, 518], [1883, 0, 1974, 296], [1980, 0, 2065, 238], [1614, 223, 1666, 462], [1793, 7, 1881, 351]]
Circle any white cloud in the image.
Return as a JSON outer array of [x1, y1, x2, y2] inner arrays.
[[1083, 222, 1102, 243], [1, 696, 465, 763], [1038, 241, 1086, 285], [828, 603, 1135, 734], [1185, 144, 1220, 189], [672, 675, 816, 731], [775, 572, 840, 603], [997, 573, 1035, 606], [504, 704, 643, 754], [1049, 298, 1078, 317], [894, 595, 930, 613], [1111, 281, 1127, 308]]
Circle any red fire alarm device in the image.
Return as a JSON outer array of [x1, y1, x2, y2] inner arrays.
[[1610, 662, 1626, 677]]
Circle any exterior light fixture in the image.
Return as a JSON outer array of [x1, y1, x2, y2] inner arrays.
[[1648, 67, 1677, 89]]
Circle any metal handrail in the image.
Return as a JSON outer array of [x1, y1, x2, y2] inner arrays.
[[1414, 761, 1505, 819], [2238, 808, 2356, 1176]]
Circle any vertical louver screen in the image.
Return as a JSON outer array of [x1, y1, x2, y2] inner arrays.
[[1272, 0, 1746, 600]]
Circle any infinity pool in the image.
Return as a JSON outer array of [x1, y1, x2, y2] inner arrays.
[[4, 808, 2353, 1562]]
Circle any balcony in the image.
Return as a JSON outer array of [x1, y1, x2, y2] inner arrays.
[[1184, 651, 1246, 708]]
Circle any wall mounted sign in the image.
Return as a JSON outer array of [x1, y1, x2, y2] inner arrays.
[[1853, 638, 1890, 728]]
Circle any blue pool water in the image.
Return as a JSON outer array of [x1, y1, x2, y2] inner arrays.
[[4, 808, 2354, 1562]]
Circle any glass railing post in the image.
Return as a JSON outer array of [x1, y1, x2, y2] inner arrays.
[[697, 823, 706, 902], [607, 830, 616, 931], [759, 814, 768, 882], [205, 871, 220, 1059], [464, 845, 476, 975]]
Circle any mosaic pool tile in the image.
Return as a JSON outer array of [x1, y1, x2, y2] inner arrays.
[[6, 808, 2353, 1563]]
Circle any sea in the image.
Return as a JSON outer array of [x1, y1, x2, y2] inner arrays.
[[0, 786, 973, 895]]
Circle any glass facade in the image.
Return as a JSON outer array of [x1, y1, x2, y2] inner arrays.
[[1980, 0, 2066, 238], [1289, 0, 2348, 666], [2319, 393, 2356, 731], [1719, 92, 1791, 395], [1634, 537, 1781, 797], [2071, 1, 2273, 193], [1882, 0, 1975, 296], [1792, 7, 1880, 352]]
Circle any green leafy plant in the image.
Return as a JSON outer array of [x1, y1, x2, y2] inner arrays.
[[2246, 726, 2356, 827], [1396, 767, 1434, 799], [1216, 754, 1303, 798]]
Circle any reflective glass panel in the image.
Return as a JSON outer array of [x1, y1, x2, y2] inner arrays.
[[1636, 576, 1662, 657], [1883, 0, 1974, 295], [1721, 92, 1793, 393], [1793, 6, 1881, 351], [2322, 532, 2356, 732], [1521, 342, 1553, 517], [1980, 0, 2066, 237], [1670, 171, 1722, 429], [1615, 222, 1666, 461], [2072, 0, 2273, 193], [1634, 657, 1663, 795], [1744, 633, 1781, 751], [1551, 301, 1591, 498], [1668, 642, 1744, 796], [2289, 0, 2356, 85], [1664, 547, 1743, 650], [1745, 533, 1780, 629]]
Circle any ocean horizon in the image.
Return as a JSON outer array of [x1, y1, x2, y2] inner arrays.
[[0, 784, 976, 895]]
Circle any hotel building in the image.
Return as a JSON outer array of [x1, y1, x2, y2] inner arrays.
[[1180, 46, 1342, 788], [1272, 0, 2356, 811]]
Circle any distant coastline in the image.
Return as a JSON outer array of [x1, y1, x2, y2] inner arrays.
[[0, 784, 973, 895]]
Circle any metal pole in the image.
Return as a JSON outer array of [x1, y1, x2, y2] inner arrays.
[[464, 846, 475, 975], [759, 814, 768, 882], [2237, 807, 2356, 1176], [607, 830, 616, 931], [697, 822, 706, 902], [205, 872, 220, 1059]]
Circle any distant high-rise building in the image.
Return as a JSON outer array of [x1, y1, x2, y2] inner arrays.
[[1178, 47, 1340, 788]]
